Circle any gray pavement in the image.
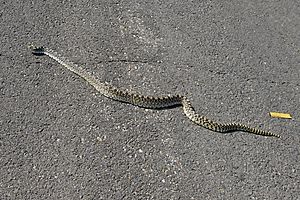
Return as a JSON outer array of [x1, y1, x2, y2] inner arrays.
[[1, 1, 299, 199]]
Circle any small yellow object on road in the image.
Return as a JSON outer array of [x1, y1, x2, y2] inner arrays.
[[270, 112, 292, 119]]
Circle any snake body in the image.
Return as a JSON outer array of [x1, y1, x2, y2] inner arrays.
[[30, 46, 280, 138]]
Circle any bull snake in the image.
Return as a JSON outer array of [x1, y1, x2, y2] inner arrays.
[[29, 45, 280, 138]]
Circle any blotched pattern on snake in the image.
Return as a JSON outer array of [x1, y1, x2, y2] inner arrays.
[[29, 45, 280, 138]]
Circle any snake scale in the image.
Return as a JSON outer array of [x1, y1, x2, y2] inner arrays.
[[29, 45, 280, 138]]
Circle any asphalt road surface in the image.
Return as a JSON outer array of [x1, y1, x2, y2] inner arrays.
[[1, 1, 299, 199]]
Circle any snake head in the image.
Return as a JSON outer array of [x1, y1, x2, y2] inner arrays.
[[28, 44, 45, 56]]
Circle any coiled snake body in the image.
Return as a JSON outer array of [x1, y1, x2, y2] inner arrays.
[[30, 46, 279, 138]]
